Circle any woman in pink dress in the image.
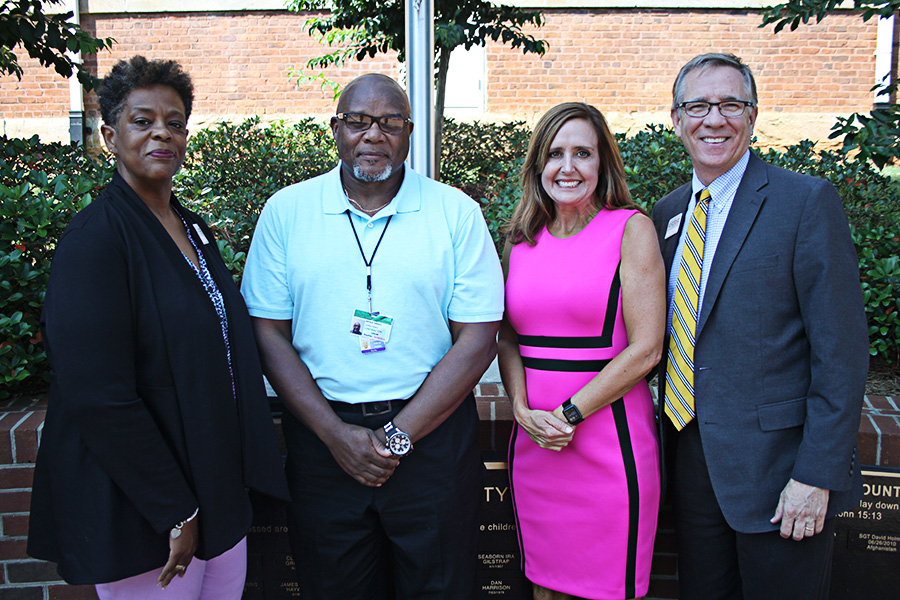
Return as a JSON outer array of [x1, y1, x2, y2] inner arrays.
[[498, 102, 666, 600]]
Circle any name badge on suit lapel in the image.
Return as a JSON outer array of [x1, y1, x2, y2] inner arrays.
[[665, 213, 683, 240]]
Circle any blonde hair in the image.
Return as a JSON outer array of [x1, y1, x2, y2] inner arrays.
[[506, 102, 637, 246]]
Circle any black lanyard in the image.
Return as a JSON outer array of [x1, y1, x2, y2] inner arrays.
[[346, 210, 393, 313]]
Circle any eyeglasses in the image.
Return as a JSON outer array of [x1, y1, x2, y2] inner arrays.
[[334, 112, 410, 134], [676, 100, 755, 118]]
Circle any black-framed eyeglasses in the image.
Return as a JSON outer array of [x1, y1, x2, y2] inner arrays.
[[334, 112, 410, 134], [676, 100, 755, 118]]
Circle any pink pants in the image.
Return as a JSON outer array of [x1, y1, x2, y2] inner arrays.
[[95, 537, 247, 600]]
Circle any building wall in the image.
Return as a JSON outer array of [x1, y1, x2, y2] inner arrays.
[[0, 57, 72, 141], [486, 8, 879, 146], [0, 5, 885, 149], [0, 10, 402, 145]]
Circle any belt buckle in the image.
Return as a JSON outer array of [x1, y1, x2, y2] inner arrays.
[[361, 400, 392, 417]]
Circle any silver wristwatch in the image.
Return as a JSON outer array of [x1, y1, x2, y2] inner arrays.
[[383, 421, 412, 456]]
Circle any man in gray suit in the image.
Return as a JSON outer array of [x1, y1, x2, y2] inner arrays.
[[652, 53, 868, 600]]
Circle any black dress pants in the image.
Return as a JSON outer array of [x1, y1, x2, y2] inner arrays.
[[672, 421, 836, 600], [282, 393, 483, 600]]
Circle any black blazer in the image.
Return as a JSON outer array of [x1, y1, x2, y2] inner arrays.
[[651, 153, 868, 532], [27, 172, 289, 584]]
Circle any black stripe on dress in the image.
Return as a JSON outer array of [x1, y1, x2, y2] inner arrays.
[[611, 398, 640, 599], [507, 424, 527, 572], [517, 264, 622, 350], [520, 357, 612, 372]]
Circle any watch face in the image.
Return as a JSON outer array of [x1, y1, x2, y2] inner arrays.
[[563, 403, 583, 425], [388, 433, 412, 456]]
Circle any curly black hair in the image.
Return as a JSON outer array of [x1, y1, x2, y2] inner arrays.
[[98, 56, 194, 127]]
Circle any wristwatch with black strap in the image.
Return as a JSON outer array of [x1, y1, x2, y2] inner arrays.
[[561, 398, 584, 426]]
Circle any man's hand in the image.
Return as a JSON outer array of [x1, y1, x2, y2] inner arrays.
[[514, 407, 574, 451], [325, 422, 399, 487], [251, 317, 399, 487], [770, 478, 830, 540]]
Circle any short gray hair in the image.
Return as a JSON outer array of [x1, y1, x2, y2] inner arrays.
[[672, 53, 757, 109]]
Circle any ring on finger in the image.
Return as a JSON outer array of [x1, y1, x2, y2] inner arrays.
[[804, 526, 814, 532], [175, 565, 187, 572]]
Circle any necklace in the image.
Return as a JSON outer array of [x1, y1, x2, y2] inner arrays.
[[344, 187, 391, 215]]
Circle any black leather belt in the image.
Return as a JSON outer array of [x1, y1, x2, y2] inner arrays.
[[328, 399, 408, 417]]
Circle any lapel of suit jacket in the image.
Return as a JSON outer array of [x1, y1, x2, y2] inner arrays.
[[696, 153, 768, 336], [659, 184, 693, 274]]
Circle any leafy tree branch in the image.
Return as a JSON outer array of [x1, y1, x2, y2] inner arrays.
[[0, 0, 114, 91], [760, 0, 899, 167]]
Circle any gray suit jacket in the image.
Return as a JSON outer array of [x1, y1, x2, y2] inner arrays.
[[651, 152, 868, 533]]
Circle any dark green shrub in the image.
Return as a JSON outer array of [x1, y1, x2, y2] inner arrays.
[[440, 118, 530, 202], [440, 118, 531, 252], [0, 136, 113, 398], [478, 159, 524, 254], [617, 124, 692, 211], [176, 117, 338, 271], [853, 223, 900, 363], [5, 119, 900, 399]]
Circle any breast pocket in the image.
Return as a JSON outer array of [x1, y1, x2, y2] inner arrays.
[[758, 397, 807, 431]]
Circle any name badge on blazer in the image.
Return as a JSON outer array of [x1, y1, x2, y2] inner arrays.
[[665, 214, 683, 239], [193, 223, 210, 245]]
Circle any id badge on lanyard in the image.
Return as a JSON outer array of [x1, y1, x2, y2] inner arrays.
[[346, 211, 394, 354]]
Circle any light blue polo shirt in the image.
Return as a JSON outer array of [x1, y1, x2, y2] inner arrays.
[[241, 164, 504, 404]]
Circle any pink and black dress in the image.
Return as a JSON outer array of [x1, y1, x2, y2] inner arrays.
[[505, 207, 660, 599]]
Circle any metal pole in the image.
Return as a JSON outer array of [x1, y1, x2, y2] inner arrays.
[[65, 0, 84, 145], [405, 0, 435, 179], [874, 15, 895, 106]]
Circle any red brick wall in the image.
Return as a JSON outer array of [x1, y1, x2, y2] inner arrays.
[[0, 10, 399, 142], [0, 8, 882, 144], [0, 62, 70, 120], [78, 11, 399, 119], [486, 9, 877, 116]]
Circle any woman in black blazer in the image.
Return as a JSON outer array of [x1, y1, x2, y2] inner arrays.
[[26, 56, 289, 599]]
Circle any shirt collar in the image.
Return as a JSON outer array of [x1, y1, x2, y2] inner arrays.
[[690, 149, 751, 213], [323, 163, 421, 219]]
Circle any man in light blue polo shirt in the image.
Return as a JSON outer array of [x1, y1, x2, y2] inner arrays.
[[242, 73, 503, 599]]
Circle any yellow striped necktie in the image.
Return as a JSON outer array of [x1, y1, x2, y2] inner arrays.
[[664, 188, 711, 430]]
